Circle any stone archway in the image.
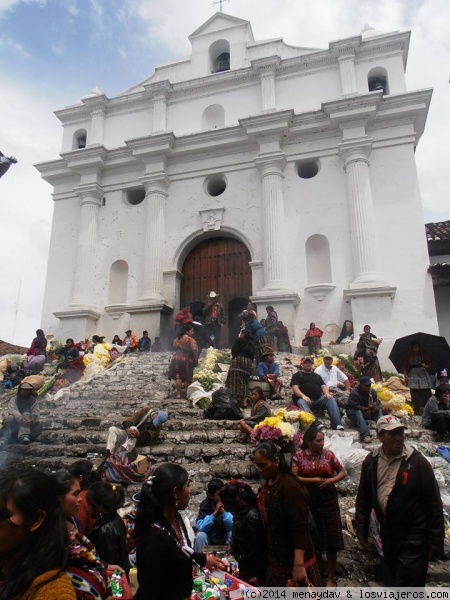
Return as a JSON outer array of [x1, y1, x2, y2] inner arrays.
[[181, 237, 252, 346]]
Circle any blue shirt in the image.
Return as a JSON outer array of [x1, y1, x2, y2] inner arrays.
[[257, 361, 280, 377]]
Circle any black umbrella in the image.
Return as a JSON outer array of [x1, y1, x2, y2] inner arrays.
[[389, 332, 450, 374]]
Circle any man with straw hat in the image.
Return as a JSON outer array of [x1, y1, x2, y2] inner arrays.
[[202, 291, 226, 349]]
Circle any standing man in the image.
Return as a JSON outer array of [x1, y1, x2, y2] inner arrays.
[[174, 305, 193, 335], [355, 415, 445, 587], [346, 376, 383, 443], [290, 357, 344, 430], [203, 291, 226, 349]]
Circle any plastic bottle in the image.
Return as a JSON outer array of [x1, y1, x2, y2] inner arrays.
[[111, 570, 123, 598]]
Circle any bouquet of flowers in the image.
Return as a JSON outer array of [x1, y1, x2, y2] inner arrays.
[[372, 383, 414, 417], [193, 348, 225, 390], [250, 408, 316, 450]]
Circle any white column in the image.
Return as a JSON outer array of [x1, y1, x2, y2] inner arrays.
[[70, 186, 103, 306], [339, 141, 382, 286], [140, 174, 170, 300], [260, 71, 276, 112], [90, 108, 105, 144], [256, 156, 287, 291], [338, 55, 357, 96], [151, 81, 171, 134]]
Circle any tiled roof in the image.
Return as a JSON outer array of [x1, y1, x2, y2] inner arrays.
[[425, 220, 450, 241], [0, 340, 28, 357]]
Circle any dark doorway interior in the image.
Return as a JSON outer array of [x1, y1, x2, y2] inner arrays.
[[181, 237, 252, 347]]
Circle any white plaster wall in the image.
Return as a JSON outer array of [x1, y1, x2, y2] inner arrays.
[[61, 121, 91, 153], [103, 107, 153, 147], [435, 287, 450, 342], [168, 85, 260, 135], [277, 68, 342, 112], [355, 54, 407, 95], [41, 197, 80, 335]]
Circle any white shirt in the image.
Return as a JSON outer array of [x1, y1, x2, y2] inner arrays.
[[314, 364, 348, 387]]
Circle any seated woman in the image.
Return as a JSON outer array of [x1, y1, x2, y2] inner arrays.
[[52, 471, 109, 600], [168, 324, 198, 399], [330, 320, 354, 345], [226, 332, 255, 408], [291, 427, 346, 588], [304, 322, 323, 355], [353, 339, 382, 382], [23, 329, 47, 372], [422, 386, 450, 441], [238, 387, 271, 436], [265, 306, 279, 351], [257, 348, 283, 400], [0, 467, 76, 600]]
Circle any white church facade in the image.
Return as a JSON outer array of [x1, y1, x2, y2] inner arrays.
[[36, 13, 438, 360]]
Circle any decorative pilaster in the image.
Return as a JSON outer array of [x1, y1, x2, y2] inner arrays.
[[70, 184, 103, 306], [252, 56, 280, 113], [255, 154, 287, 291], [329, 38, 360, 97], [81, 93, 108, 146], [338, 55, 357, 96], [339, 140, 382, 286], [150, 81, 171, 134], [139, 173, 170, 301]]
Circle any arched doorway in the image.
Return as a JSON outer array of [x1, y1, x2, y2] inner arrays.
[[181, 237, 252, 347]]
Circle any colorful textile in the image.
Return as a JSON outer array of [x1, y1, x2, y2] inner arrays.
[[66, 528, 108, 600], [305, 328, 323, 354], [225, 355, 253, 404], [21, 570, 76, 600], [102, 451, 147, 485], [291, 449, 344, 553]]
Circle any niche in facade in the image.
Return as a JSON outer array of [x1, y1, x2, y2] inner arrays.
[[202, 104, 225, 131], [109, 260, 128, 304], [368, 67, 389, 95], [125, 188, 145, 206], [73, 129, 87, 150], [296, 159, 320, 179], [205, 174, 227, 197], [305, 234, 332, 284], [209, 39, 230, 73]]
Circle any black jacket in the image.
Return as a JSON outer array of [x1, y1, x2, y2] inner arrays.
[[135, 517, 206, 600], [355, 446, 444, 556], [88, 514, 130, 575], [231, 506, 267, 583]]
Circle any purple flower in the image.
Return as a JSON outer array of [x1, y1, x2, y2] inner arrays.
[[250, 426, 283, 444]]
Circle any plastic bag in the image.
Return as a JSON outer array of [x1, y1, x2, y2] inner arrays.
[[207, 386, 242, 420], [187, 381, 222, 407], [326, 433, 369, 479]]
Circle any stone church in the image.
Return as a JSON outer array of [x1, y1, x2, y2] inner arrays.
[[36, 13, 438, 360]]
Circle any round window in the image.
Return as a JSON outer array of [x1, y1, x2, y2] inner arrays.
[[296, 159, 320, 179], [205, 174, 227, 197], [125, 188, 145, 206]]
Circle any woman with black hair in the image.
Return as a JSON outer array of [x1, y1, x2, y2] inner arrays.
[[87, 482, 130, 576], [168, 324, 199, 399], [220, 480, 267, 584], [134, 463, 225, 600], [52, 470, 109, 600], [68, 460, 99, 533], [291, 427, 346, 588], [0, 467, 75, 600], [253, 442, 321, 587]]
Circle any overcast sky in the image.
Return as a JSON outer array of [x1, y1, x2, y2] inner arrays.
[[1, 0, 448, 346]]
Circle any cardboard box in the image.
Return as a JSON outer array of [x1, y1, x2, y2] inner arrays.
[[132, 454, 148, 474]]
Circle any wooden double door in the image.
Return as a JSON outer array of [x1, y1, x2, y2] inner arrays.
[[181, 237, 252, 347]]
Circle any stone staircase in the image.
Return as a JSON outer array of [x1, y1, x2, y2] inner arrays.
[[1, 351, 449, 584]]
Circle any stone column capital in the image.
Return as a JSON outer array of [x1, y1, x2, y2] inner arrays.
[[251, 55, 281, 75], [255, 153, 286, 177], [140, 172, 170, 196], [338, 140, 372, 167], [74, 183, 104, 206], [145, 79, 172, 101]]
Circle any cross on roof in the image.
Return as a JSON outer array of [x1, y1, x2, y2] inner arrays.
[[212, 0, 229, 12]]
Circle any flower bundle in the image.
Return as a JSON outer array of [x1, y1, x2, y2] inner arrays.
[[193, 348, 224, 390], [278, 408, 316, 431], [372, 383, 414, 416]]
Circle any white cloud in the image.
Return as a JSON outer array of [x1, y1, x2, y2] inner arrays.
[[0, 36, 29, 58]]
